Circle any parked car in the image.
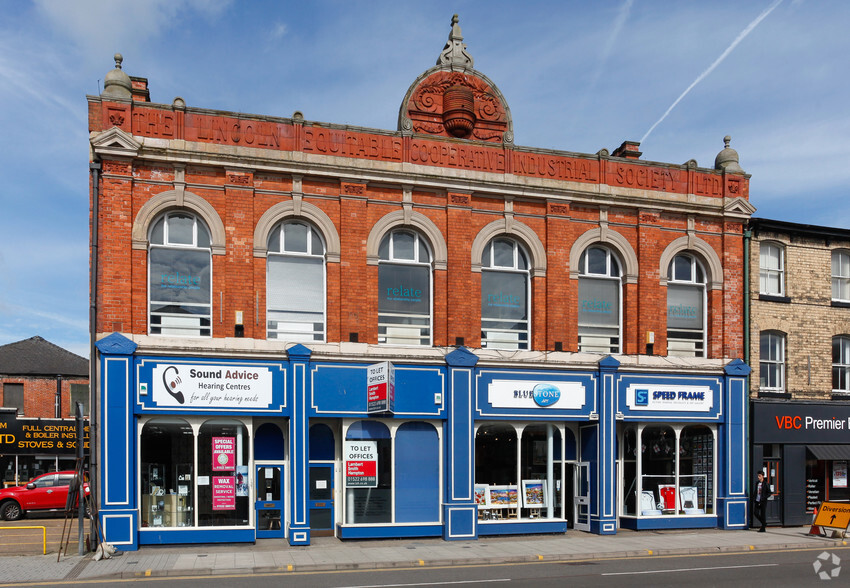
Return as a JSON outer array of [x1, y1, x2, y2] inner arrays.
[[0, 471, 89, 521]]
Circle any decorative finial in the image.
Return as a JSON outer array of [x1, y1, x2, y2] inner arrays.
[[102, 53, 132, 99], [437, 14, 474, 69], [715, 135, 744, 173], [114, 53, 124, 69]]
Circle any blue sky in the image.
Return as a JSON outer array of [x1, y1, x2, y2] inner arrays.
[[0, 0, 847, 358]]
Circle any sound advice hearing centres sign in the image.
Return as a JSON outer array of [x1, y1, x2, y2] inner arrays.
[[148, 362, 273, 409]]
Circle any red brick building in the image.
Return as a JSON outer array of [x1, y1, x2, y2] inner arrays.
[[0, 336, 89, 486], [89, 17, 753, 548]]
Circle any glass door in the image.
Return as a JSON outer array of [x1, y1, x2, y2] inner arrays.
[[255, 464, 285, 538], [574, 461, 591, 532], [309, 464, 334, 536]]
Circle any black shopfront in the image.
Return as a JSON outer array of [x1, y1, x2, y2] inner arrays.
[[752, 401, 850, 527]]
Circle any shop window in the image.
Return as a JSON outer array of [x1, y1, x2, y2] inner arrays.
[[3, 383, 23, 415], [254, 422, 285, 461], [148, 212, 212, 337], [140, 419, 194, 528], [481, 238, 530, 350], [759, 331, 785, 392], [759, 242, 785, 296], [679, 425, 714, 514], [267, 221, 326, 342], [634, 425, 715, 517], [640, 426, 676, 514], [519, 424, 562, 519], [832, 250, 850, 302], [475, 424, 518, 518], [378, 230, 432, 346], [309, 423, 335, 461], [395, 422, 440, 523], [197, 420, 250, 527], [578, 246, 621, 353], [666, 254, 706, 357], [833, 336, 850, 394], [345, 420, 392, 524]]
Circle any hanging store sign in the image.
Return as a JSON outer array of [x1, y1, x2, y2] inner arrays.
[[367, 362, 395, 413], [344, 441, 377, 488], [626, 384, 713, 412], [150, 363, 273, 408], [488, 380, 586, 410]]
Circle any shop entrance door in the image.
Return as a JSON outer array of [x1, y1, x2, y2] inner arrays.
[[309, 464, 334, 536], [574, 462, 591, 532], [255, 464, 285, 538], [763, 459, 781, 525]]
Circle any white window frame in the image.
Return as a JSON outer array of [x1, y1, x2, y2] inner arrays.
[[832, 250, 850, 302], [377, 230, 433, 346], [481, 238, 531, 350], [666, 254, 707, 358], [759, 331, 785, 392], [148, 212, 212, 338], [577, 246, 622, 354], [266, 220, 327, 343], [833, 335, 850, 394], [759, 242, 785, 296]]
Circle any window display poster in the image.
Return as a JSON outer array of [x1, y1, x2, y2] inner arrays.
[[212, 436, 235, 471], [212, 476, 235, 510], [345, 441, 378, 487], [834, 461, 848, 488]]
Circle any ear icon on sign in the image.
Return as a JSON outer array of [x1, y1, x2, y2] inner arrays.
[[162, 366, 185, 404]]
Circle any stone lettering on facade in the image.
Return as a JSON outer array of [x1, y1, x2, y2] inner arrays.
[[132, 110, 174, 137], [194, 117, 281, 148], [513, 153, 598, 183], [409, 140, 505, 172], [303, 129, 402, 161], [614, 165, 676, 191]]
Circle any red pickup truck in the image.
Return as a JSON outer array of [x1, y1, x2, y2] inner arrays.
[[0, 471, 89, 521]]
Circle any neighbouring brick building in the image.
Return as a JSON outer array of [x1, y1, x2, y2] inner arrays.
[[748, 218, 850, 526], [89, 17, 753, 549], [0, 336, 89, 486]]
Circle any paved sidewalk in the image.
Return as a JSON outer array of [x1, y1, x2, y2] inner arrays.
[[0, 526, 846, 584]]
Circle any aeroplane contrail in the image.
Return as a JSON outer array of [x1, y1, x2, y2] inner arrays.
[[640, 0, 783, 144]]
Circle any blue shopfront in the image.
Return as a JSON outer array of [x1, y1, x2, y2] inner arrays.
[[94, 335, 749, 550]]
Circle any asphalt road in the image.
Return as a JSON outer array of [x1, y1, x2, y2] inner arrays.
[[14, 545, 849, 587], [0, 513, 90, 556]]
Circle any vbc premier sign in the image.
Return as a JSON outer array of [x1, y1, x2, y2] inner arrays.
[[345, 441, 377, 488], [753, 402, 850, 443], [626, 384, 713, 412], [488, 380, 586, 410], [367, 362, 395, 413], [150, 363, 273, 409]]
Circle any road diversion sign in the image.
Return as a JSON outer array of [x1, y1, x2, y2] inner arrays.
[[814, 501, 850, 530]]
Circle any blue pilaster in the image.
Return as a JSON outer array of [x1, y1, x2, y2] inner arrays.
[[286, 343, 312, 545], [443, 347, 478, 540], [718, 359, 750, 529], [592, 356, 619, 534], [94, 333, 139, 550]]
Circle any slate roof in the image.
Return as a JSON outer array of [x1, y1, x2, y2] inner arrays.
[[0, 336, 88, 377]]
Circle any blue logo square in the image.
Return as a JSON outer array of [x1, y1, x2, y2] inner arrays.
[[635, 389, 649, 406]]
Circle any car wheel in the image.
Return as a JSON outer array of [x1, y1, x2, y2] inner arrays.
[[0, 500, 23, 521]]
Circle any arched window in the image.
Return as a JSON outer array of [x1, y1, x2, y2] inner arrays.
[[578, 246, 621, 353], [148, 211, 211, 337], [481, 238, 530, 350], [666, 253, 706, 357], [832, 250, 850, 302], [833, 335, 850, 394], [760, 331, 785, 392], [378, 230, 432, 346], [266, 221, 326, 342], [759, 242, 785, 296]]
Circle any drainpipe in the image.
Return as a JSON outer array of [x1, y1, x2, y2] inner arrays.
[[743, 227, 752, 502], [89, 160, 101, 549]]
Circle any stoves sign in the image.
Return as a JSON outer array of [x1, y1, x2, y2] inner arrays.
[[367, 361, 395, 413]]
